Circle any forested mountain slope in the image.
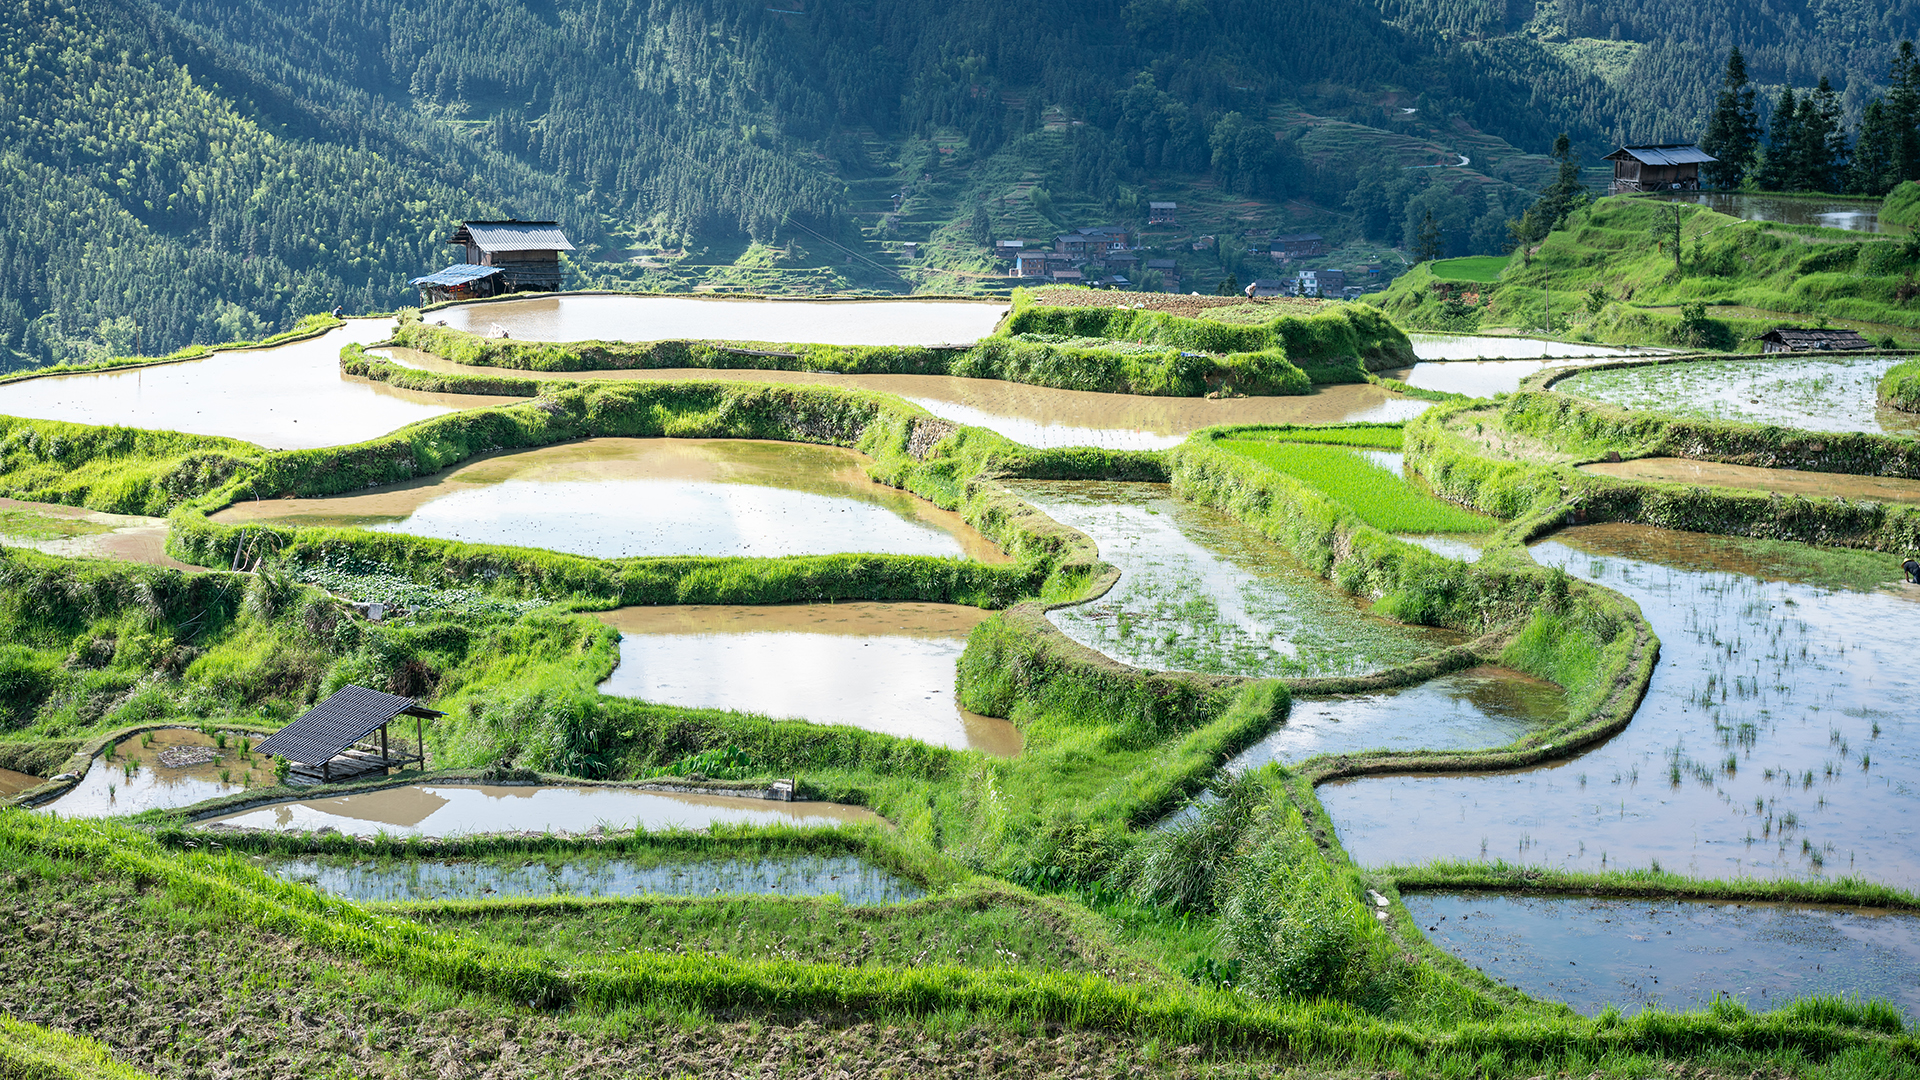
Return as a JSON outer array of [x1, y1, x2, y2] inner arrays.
[[5, 0, 1918, 366]]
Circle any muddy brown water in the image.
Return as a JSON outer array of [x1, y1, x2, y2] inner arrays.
[[435, 295, 1008, 346], [1010, 481, 1461, 678], [595, 603, 1020, 756], [1410, 891, 1920, 1018], [1320, 524, 1920, 887], [1580, 457, 1920, 506], [378, 347, 1431, 450], [0, 497, 198, 570], [37, 729, 266, 817], [1648, 192, 1905, 235], [0, 321, 521, 449], [0, 767, 42, 798], [210, 438, 1006, 562], [198, 783, 884, 836], [265, 853, 924, 905]]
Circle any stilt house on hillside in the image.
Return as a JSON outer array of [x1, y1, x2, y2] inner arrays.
[[1605, 145, 1715, 193], [410, 219, 574, 303]]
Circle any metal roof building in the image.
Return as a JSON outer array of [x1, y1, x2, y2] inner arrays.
[[1606, 144, 1716, 193], [256, 685, 442, 786]]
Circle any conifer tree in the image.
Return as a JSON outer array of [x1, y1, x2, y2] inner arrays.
[[1753, 88, 1799, 191], [1890, 41, 1920, 184], [1699, 48, 1759, 189], [1850, 99, 1898, 195]]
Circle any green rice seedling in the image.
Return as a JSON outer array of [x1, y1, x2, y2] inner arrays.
[[1216, 440, 1488, 533]]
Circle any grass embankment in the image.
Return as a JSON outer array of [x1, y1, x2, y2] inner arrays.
[[392, 287, 1413, 395], [0, 1016, 157, 1080], [1882, 356, 1920, 413], [1883, 180, 1920, 229], [1369, 196, 1920, 347], [1427, 256, 1509, 284], [0, 314, 343, 388]]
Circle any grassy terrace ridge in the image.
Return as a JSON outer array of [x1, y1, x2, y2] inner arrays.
[[1367, 195, 1920, 349], [1426, 256, 1510, 284], [0, 1016, 159, 1080], [390, 286, 1414, 396], [1884, 356, 1920, 413], [0, 313, 345, 387]]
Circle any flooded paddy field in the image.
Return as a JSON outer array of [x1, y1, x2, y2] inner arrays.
[[1580, 458, 1920, 505], [0, 497, 197, 570], [211, 438, 1005, 561], [199, 783, 884, 836], [595, 603, 1020, 756], [1009, 481, 1459, 677], [1410, 891, 1920, 1018], [37, 729, 264, 817], [1407, 335, 1644, 362], [1647, 192, 1904, 234], [1320, 524, 1920, 886], [0, 767, 43, 798], [1388, 358, 1625, 399], [1398, 534, 1486, 563], [265, 852, 922, 905], [1556, 355, 1920, 438], [0, 321, 520, 449], [379, 346, 1431, 450], [434, 295, 1008, 346], [1227, 666, 1566, 766]]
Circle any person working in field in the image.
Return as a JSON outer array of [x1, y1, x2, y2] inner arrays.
[[1906, 557, 1920, 584]]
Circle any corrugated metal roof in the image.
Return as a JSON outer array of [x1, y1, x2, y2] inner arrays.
[[458, 221, 576, 252], [256, 685, 442, 766], [1609, 144, 1717, 166], [1761, 327, 1871, 349], [1148, 202, 1177, 209], [409, 263, 504, 287]]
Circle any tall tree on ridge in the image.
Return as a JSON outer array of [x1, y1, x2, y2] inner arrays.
[[1753, 87, 1800, 191], [1890, 41, 1920, 184], [1699, 47, 1760, 189], [1850, 99, 1898, 195]]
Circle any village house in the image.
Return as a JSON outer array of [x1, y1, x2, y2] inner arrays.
[[1270, 233, 1327, 260], [1296, 269, 1345, 297], [1244, 278, 1290, 298], [444, 220, 574, 290], [1148, 201, 1178, 224], [1013, 251, 1052, 276], [1605, 144, 1715, 194]]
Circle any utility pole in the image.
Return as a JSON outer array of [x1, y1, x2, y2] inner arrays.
[[1545, 287, 1551, 340]]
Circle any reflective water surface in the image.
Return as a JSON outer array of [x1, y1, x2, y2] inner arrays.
[[1321, 525, 1920, 886], [0, 321, 521, 448], [1009, 482, 1460, 677], [200, 783, 884, 836], [596, 603, 1020, 756], [0, 767, 43, 798], [211, 438, 1006, 561], [1226, 667, 1565, 766], [1581, 457, 1920, 505], [1410, 891, 1920, 1018], [379, 347, 1431, 450], [39, 729, 264, 817], [266, 853, 922, 905], [1407, 335, 1642, 362], [1558, 355, 1920, 438], [1649, 192, 1904, 234], [436, 295, 1008, 345]]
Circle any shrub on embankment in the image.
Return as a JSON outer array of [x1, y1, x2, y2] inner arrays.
[[1003, 290, 1412, 373], [0, 418, 259, 515], [1882, 181, 1920, 229], [1881, 356, 1920, 413]]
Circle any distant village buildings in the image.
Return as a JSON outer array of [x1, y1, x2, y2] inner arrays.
[[984, 209, 1369, 297], [411, 220, 575, 304]]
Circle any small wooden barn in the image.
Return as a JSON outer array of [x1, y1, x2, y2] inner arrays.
[[1760, 327, 1873, 353], [256, 685, 442, 786], [445, 220, 576, 292], [1606, 144, 1716, 193]]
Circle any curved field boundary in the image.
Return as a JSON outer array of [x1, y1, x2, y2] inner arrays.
[[0, 314, 347, 389]]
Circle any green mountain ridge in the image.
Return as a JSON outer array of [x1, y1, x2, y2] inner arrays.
[[5, 0, 1920, 366]]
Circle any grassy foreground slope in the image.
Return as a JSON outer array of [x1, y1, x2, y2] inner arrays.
[[1370, 195, 1920, 348]]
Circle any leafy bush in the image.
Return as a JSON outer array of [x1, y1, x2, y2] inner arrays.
[[1116, 769, 1268, 913], [1218, 805, 1377, 1000]]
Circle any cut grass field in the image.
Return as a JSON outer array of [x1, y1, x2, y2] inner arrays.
[[1427, 255, 1509, 284], [1216, 439, 1489, 533]]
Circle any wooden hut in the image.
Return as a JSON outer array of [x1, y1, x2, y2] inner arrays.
[[445, 220, 576, 292], [408, 263, 505, 305], [1606, 145, 1715, 193], [255, 685, 442, 786], [1759, 327, 1872, 353]]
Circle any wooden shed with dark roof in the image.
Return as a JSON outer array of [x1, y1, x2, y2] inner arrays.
[[446, 220, 575, 292], [1759, 327, 1872, 353], [256, 685, 442, 786], [1606, 144, 1715, 193]]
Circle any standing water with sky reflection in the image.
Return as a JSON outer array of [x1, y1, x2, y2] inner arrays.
[[1320, 525, 1920, 887]]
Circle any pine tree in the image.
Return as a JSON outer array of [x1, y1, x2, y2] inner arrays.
[[1699, 47, 1759, 189], [1890, 41, 1920, 184], [1851, 99, 1898, 196], [1414, 210, 1444, 263], [1753, 88, 1799, 191]]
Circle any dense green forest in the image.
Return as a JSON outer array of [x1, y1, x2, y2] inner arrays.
[[5, 0, 1920, 366]]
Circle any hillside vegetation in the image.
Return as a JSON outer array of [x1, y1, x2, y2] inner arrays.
[[1369, 195, 1920, 348]]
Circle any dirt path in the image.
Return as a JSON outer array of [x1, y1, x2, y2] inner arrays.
[[0, 498, 197, 570]]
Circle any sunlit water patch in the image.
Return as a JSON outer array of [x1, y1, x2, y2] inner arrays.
[[1649, 192, 1904, 234], [1389, 357, 1624, 398], [596, 603, 1020, 756], [1008, 481, 1459, 677], [1407, 335, 1644, 362], [378, 347, 1431, 449], [0, 321, 521, 448], [38, 729, 267, 817], [265, 853, 922, 905], [1398, 534, 1486, 563], [1227, 667, 1565, 766], [200, 783, 883, 836], [1558, 356, 1920, 438], [1320, 524, 1920, 886], [436, 295, 1007, 345], [210, 438, 1005, 561], [1410, 892, 1920, 1018]]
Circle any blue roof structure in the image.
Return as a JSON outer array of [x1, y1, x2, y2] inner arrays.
[[408, 263, 504, 287]]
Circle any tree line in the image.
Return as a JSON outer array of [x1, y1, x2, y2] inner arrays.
[[1700, 44, 1920, 195]]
